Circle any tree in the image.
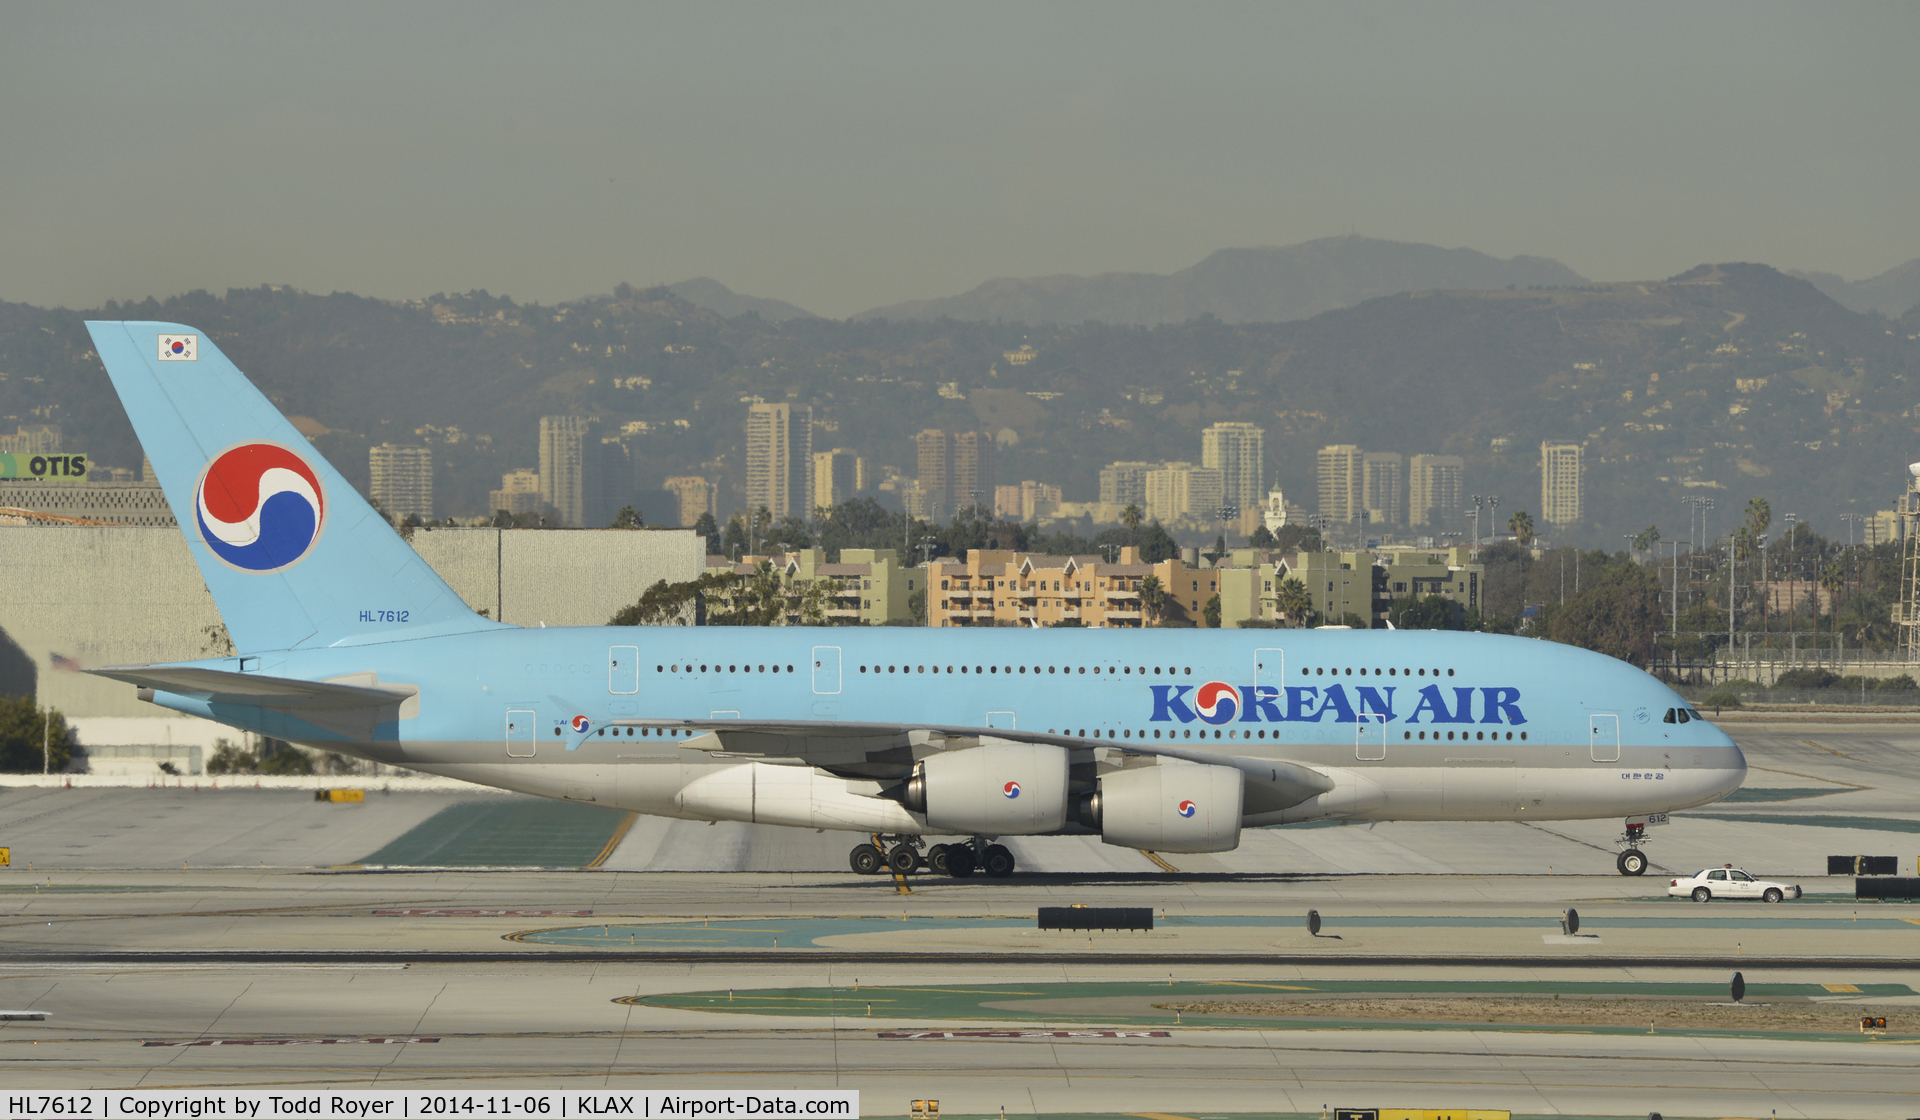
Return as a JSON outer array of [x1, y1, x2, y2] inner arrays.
[[205, 738, 256, 774], [1820, 561, 1845, 646], [1203, 593, 1222, 629], [1203, 534, 1228, 565], [1547, 561, 1666, 666], [1270, 523, 1323, 555], [1633, 524, 1661, 553], [1139, 575, 1170, 625], [1388, 594, 1464, 630], [1119, 504, 1145, 533], [1508, 510, 1535, 547], [1744, 497, 1771, 539], [608, 564, 830, 627], [720, 515, 749, 560], [610, 505, 644, 529], [1248, 525, 1277, 549], [1275, 576, 1313, 628], [0, 696, 74, 773], [692, 510, 720, 554]]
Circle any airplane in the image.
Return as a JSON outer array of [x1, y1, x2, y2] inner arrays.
[[82, 321, 1746, 879]]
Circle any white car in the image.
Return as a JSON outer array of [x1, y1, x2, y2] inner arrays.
[[1668, 866, 1802, 903]]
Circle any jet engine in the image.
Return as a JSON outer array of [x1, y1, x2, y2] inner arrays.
[[901, 742, 1069, 834], [1075, 760, 1244, 853]]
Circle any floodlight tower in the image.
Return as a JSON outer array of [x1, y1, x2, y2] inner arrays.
[[1899, 465, 1920, 662]]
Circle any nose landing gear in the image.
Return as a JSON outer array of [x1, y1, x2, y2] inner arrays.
[[1615, 820, 1651, 876]]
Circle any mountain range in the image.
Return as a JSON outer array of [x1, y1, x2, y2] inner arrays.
[[846, 236, 1588, 326], [3, 247, 1918, 555], [1788, 260, 1920, 319]]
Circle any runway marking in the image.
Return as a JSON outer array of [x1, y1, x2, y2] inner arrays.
[[584, 813, 638, 869], [880, 1030, 1171, 1040], [143, 1037, 438, 1047], [1748, 765, 1869, 789], [1802, 739, 1862, 762], [375, 909, 590, 917], [1141, 850, 1180, 873]]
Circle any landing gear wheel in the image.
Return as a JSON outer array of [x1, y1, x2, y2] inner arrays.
[[927, 844, 951, 875], [1617, 849, 1647, 877], [945, 846, 977, 878], [982, 844, 1016, 878], [886, 845, 919, 875], [1691, 886, 1711, 903], [848, 844, 883, 875]]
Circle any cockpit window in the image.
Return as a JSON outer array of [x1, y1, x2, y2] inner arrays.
[[1676, 708, 1692, 724], [1663, 708, 1677, 724]]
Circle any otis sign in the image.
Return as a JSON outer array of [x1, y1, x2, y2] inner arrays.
[[1150, 683, 1527, 726]]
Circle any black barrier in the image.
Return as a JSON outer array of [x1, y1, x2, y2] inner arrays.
[[1730, 971, 1745, 1003], [1829, 855, 1899, 875], [1856, 876, 1920, 900], [1308, 910, 1321, 936], [1036, 907, 1152, 931]]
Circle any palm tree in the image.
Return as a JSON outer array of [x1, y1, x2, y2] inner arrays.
[[1508, 510, 1535, 546], [1120, 504, 1145, 533], [1139, 574, 1169, 625], [1276, 575, 1313, 628], [1820, 561, 1845, 655]]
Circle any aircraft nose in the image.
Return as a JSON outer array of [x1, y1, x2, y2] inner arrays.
[[1711, 730, 1747, 797]]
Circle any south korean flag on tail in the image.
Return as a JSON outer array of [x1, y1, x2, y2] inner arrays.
[[157, 334, 197, 361]]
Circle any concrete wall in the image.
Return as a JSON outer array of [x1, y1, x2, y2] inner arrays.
[[0, 525, 703, 722]]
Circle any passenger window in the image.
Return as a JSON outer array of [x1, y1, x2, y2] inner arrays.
[[1731, 871, 1752, 881], [1708, 870, 1727, 880]]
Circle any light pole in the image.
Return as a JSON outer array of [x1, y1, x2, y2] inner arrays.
[[1784, 512, 1799, 649], [1487, 496, 1499, 547], [1470, 495, 1484, 548], [1215, 504, 1239, 561]]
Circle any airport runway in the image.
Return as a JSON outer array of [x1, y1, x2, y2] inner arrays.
[[2, 719, 1919, 1115]]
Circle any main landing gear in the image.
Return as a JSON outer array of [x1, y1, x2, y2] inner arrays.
[[1614, 820, 1651, 877], [847, 835, 1016, 879]]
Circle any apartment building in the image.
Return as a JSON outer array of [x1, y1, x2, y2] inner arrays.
[[1219, 547, 1484, 628], [1317, 444, 1365, 525], [1361, 451, 1402, 528], [488, 467, 548, 518], [1201, 422, 1265, 517], [368, 443, 433, 522], [1408, 454, 1464, 529], [1143, 462, 1225, 524], [1540, 441, 1583, 527], [927, 547, 1220, 628], [811, 449, 865, 509], [746, 402, 813, 520], [538, 415, 589, 526], [664, 475, 718, 527]]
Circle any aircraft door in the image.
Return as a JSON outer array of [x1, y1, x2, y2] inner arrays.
[[1356, 708, 1386, 761], [506, 708, 536, 757], [986, 710, 1016, 730], [811, 646, 842, 694], [1254, 648, 1285, 690], [1588, 713, 1620, 762], [609, 645, 639, 694]]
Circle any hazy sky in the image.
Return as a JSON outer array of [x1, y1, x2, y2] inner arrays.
[[5, 3, 1916, 317]]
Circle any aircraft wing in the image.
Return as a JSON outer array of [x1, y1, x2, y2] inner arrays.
[[88, 665, 415, 711], [609, 717, 1334, 811]]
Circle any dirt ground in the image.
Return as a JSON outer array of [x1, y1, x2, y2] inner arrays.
[[1154, 997, 1912, 1034]]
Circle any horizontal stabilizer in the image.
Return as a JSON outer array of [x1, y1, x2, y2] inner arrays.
[[88, 665, 414, 711]]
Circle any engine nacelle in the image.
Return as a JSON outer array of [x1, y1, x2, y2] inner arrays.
[[1084, 761, 1244, 853], [902, 742, 1069, 834]]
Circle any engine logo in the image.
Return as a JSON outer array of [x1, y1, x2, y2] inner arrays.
[[1003, 781, 1021, 799], [1177, 800, 1197, 818]]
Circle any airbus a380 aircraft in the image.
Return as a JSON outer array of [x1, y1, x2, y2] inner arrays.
[[83, 322, 1745, 878]]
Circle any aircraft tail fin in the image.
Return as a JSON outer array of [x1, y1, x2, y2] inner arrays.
[[85, 321, 506, 653]]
